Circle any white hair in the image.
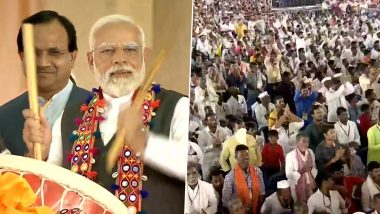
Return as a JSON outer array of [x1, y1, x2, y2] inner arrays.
[[89, 14, 145, 50]]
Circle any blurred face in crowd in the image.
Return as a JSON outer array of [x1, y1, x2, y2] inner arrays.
[[297, 136, 310, 152], [236, 149, 249, 170], [370, 167, 380, 185], [261, 95, 270, 106], [278, 188, 292, 207], [269, 134, 279, 144], [191, 73, 201, 87], [332, 168, 345, 186], [187, 167, 199, 187], [275, 98, 285, 110], [250, 64, 258, 73], [211, 174, 224, 192], [270, 51, 277, 62], [374, 196, 380, 212], [324, 129, 337, 142], [207, 114, 218, 131], [368, 91, 377, 102], [325, 177, 336, 191], [338, 110, 349, 124]]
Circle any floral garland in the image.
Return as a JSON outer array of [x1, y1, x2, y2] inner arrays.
[[67, 84, 161, 213]]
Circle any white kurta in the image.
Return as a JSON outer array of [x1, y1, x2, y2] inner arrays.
[[361, 176, 380, 212], [253, 103, 276, 129], [307, 189, 347, 214], [334, 121, 361, 145], [285, 149, 318, 201], [274, 121, 304, 155], [261, 192, 292, 214], [185, 180, 218, 214], [225, 95, 247, 117], [326, 82, 355, 123]]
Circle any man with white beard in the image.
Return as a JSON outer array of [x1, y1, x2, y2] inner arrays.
[[22, 14, 188, 213]]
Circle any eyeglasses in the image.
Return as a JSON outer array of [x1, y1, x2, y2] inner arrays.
[[93, 43, 142, 60]]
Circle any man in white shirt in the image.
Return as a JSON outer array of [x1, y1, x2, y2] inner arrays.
[[307, 170, 348, 214], [285, 133, 317, 203], [186, 162, 218, 214], [261, 180, 293, 214], [0, 11, 92, 159], [197, 112, 228, 181], [334, 107, 360, 145], [325, 74, 355, 123], [22, 14, 188, 213], [273, 108, 304, 155], [365, 89, 380, 123], [254, 92, 275, 129], [362, 161, 380, 212], [372, 193, 380, 214], [225, 87, 247, 117]]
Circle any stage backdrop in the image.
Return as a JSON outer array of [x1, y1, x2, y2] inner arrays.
[[0, 0, 192, 105]]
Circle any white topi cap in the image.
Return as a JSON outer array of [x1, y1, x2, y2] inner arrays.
[[277, 180, 290, 189], [321, 77, 332, 84], [333, 73, 342, 78], [258, 91, 269, 99]]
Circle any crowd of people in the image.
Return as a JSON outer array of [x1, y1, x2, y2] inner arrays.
[[188, 0, 380, 213]]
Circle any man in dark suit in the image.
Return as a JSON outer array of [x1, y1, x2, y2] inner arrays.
[[22, 14, 188, 213], [0, 10, 91, 161]]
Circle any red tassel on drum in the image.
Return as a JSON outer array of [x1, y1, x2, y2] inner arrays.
[[151, 100, 160, 109], [89, 147, 100, 156], [74, 118, 83, 126], [87, 171, 98, 180], [66, 153, 74, 163], [80, 104, 88, 112], [97, 99, 105, 107]]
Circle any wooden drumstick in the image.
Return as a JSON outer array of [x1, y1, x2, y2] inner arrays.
[[22, 24, 42, 161], [106, 50, 167, 172]]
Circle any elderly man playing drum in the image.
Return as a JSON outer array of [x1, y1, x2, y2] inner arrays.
[[20, 14, 188, 213]]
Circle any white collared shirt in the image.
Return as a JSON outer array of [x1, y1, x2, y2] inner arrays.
[[334, 120, 361, 145], [48, 91, 189, 181], [307, 189, 347, 214]]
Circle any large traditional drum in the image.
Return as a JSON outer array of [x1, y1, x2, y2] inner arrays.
[[0, 155, 129, 214]]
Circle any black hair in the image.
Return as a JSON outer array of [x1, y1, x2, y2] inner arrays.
[[187, 161, 202, 175], [235, 144, 249, 154], [274, 96, 284, 104], [327, 160, 344, 173], [268, 129, 279, 137], [296, 132, 309, 143], [367, 161, 380, 172], [210, 167, 224, 178], [311, 105, 321, 115], [374, 193, 380, 202], [205, 112, 216, 121], [365, 89, 374, 99], [336, 107, 347, 116], [315, 170, 331, 188], [17, 10, 77, 53], [345, 93, 356, 103], [227, 116, 243, 131], [322, 125, 335, 135], [361, 103, 370, 112]]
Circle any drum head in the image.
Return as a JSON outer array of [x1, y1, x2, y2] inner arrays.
[[0, 155, 128, 214]]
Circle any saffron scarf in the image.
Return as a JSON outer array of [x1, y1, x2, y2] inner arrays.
[[295, 149, 316, 203], [234, 164, 260, 213]]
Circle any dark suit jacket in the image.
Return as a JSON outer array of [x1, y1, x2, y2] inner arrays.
[[0, 84, 91, 156]]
